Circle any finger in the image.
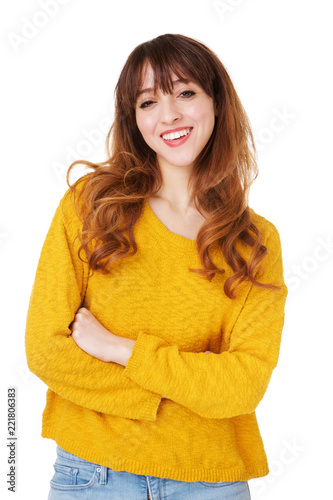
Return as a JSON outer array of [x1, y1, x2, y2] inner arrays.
[[71, 329, 80, 340], [79, 307, 91, 315]]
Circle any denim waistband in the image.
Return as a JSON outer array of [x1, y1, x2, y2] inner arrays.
[[56, 446, 101, 467]]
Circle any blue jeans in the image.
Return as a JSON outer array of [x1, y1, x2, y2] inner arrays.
[[48, 446, 251, 499]]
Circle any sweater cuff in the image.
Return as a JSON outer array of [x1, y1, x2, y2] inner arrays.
[[123, 331, 168, 394]]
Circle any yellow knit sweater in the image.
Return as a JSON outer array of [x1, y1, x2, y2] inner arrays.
[[25, 183, 287, 483]]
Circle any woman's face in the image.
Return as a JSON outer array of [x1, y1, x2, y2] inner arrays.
[[135, 64, 216, 173]]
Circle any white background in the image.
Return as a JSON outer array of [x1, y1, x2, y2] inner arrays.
[[1, 0, 332, 498]]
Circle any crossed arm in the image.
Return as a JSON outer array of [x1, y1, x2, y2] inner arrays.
[[70, 306, 212, 366]]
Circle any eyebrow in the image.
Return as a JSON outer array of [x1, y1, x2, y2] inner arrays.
[[136, 78, 190, 98]]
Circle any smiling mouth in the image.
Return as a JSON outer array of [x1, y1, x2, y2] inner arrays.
[[161, 128, 193, 141]]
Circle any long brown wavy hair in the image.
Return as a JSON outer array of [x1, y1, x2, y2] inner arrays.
[[67, 33, 279, 299]]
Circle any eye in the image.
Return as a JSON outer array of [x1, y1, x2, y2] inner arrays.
[[138, 90, 195, 109], [179, 90, 196, 98], [139, 100, 155, 109]]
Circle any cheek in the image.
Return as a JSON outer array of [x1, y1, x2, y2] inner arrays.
[[135, 112, 155, 140], [191, 101, 215, 129]]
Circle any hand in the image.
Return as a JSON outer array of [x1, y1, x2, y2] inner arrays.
[[70, 307, 135, 365]]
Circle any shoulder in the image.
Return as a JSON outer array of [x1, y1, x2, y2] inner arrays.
[[248, 208, 284, 270], [48, 174, 93, 240], [249, 207, 282, 249], [59, 174, 92, 223]]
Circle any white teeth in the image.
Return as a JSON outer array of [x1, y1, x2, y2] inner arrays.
[[162, 128, 191, 141]]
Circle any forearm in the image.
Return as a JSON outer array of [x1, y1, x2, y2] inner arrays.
[[111, 336, 136, 367], [70, 307, 135, 366]]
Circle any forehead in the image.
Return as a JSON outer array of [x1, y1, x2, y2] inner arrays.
[[139, 64, 160, 87]]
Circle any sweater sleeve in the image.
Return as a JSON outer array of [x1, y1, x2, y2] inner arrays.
[[123, 223, 288, 419], [25, 187, 161, 421]]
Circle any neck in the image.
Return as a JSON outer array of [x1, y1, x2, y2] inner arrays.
[[154, 160, 195, 212]]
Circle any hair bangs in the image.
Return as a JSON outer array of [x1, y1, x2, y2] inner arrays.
[[127, 39, 215, 107]]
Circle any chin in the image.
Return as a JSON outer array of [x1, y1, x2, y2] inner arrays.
[[161, 155, 197, 168]]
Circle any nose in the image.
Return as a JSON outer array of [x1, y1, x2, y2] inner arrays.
[[158, 95, 182, 124]]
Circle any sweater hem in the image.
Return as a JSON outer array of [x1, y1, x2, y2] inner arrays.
[[41, 428, 270, 483]]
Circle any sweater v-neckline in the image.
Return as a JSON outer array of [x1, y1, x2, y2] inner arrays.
[[143, 199, 197, 250]]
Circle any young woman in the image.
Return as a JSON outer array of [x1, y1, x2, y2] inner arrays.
[[25, 33, 288, 500]]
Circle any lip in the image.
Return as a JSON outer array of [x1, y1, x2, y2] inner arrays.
[[160, 127, 193, 148], [160, 126, 193, 137]]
